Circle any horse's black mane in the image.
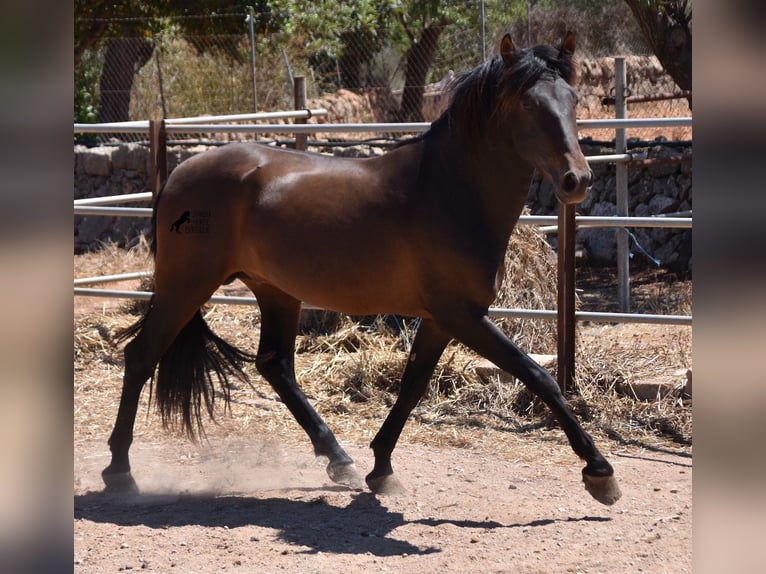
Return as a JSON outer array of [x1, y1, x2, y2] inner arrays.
[[395, 39, 575, 149], [445, 41, 576, 134]]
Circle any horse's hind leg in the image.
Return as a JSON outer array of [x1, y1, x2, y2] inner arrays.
[[437, 311, 621, 505], [249, 285, 364, 489], [102, 288, 217, 493], [101, 325, 159, 493], [366, 319, 450, 495]]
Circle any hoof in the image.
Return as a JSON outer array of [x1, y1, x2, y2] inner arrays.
[[326, 461, 365, 490], [366, 473, 406, 496], [102, 470, 139, 494], [582, 472, 622, 505]]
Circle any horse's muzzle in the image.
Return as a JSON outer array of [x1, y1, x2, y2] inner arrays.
[[557, 168, 592, 204]]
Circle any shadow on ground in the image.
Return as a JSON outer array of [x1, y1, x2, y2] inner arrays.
[[74, 488, 611, 557]]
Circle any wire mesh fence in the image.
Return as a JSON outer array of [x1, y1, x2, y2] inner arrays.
[[75, 3, 691, 146]]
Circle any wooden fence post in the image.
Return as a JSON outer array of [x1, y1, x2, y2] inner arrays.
[[293, 76, 307, 151], [149, 119, 167, 202], [557, 202, 577, 394]]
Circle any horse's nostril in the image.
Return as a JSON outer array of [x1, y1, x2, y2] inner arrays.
[[562, 171, 578, 193], [562, 170, 591, 194]]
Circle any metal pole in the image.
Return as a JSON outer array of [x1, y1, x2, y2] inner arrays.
[[293, 76, 308, 151], [149, 119, 167, 201], [154, 42, 167, 119], [557, 202, 577, 394], [246, 8, 258, 112], [527, 2, 532, 46], [480, 0, 486, 62], [615, 57, 630, 313], [282, 47, 294, 93]]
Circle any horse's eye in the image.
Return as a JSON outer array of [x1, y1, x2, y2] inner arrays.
[[521, 97, 535, 111]]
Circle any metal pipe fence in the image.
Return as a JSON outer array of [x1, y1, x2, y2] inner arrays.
[[73, 115, 692, 309], [73, 287, 692, 327], [74, 110, 692, 393], [74, 117, 691, 135]]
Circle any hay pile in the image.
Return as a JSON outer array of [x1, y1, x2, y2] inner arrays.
[[494, 209, 559, 354]]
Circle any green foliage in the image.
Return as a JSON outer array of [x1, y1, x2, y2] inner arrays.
[[551, 0, 622, 11], [267, 0, 393, 55], [73, 1, 665, 124], [74, 48, 102, 144], [75, 1, 277, 65]]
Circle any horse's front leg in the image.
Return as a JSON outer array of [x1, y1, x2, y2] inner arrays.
[[437, 311, 621, 505], [367, 319, 450, 494]]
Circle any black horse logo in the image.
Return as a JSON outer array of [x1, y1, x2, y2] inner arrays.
[[170, 210, 191, 233]]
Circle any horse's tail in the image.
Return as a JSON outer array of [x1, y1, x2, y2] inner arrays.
[[116, 303, 257, 438], [115, 184, 257, 438], [154, 309, 256, 437]]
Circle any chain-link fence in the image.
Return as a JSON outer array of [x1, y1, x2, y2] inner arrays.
[[75, 3, 690, 145]]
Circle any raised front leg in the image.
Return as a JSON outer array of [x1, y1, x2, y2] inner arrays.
[[436, 311, 621, 505], [367, 319, 450, 495], [252, 286, 363, 489]]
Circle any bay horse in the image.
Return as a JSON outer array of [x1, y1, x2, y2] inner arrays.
[[103, 32, 621, 505]]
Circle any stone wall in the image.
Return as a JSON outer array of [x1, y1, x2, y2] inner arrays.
[[74, 143, 206, 252], [526, 141, 692, 272], [74, 141, 692, 272]]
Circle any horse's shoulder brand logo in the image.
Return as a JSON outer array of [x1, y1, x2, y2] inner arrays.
[[170, 210, 191, 233], [170, 210, 210, 234]]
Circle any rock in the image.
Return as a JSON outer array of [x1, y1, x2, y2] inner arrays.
[[648, 184, 678, 213], [617, 369, 691, 401], [581, 201, 618, 265], [678, 368, 692, 398], [617, 379, 674, 401], [112, 143, 150, 172], [81, 147, 113, 176], [473, 355, 557, 383], [647, 147, 682, 178]]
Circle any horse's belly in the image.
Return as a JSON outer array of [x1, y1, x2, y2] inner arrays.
[[298, 281, 423, 317], [249, 246, 427, 317]]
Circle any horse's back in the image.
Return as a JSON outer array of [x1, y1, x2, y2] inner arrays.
[[153, 143, 434, 316], [156, 143, 363, 239]]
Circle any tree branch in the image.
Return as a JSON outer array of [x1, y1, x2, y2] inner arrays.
[[398, 12, 416, 44]]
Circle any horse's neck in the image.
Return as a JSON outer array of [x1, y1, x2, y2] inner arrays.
[[422, 126, 535, 245]]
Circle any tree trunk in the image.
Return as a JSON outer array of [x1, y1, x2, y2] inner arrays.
[[338, 31, 374, 90], [74, 19, 107, 68], [396, 23, 446, 122], [624, 0, 692, 108], [97, 37, 155, 123]]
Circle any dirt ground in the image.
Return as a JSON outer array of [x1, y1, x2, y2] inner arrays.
[[74, 312, 691, 571], [74, 433, 691, 574]]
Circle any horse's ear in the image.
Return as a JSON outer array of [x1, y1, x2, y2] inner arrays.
[[500, 34, 517, 66], [560, 31, 576, 56]]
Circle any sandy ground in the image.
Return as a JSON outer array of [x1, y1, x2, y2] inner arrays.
[[74, 386, 691, 573]]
